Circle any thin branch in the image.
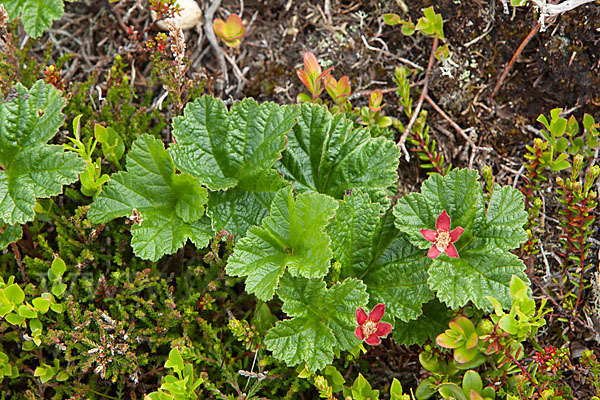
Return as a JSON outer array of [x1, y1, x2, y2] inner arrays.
[[490, 22, 540, 99], [397, 37, 438, 161], [424, 93, 478, 151], [204, 0, 229, 91], [360, 35, 424, 71]]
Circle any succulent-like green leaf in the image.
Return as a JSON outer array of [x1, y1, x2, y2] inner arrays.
[[0, 81, 85, 225], [392, 169, 529, 310], [226, 187, 337, 301], [170, 96, 298, 237], [264, 274, 368, 371], [2, 0, 64, 38], [88, 134, 211, 261], [277, 103, 400, 203], [393, 299, 451, 345], [329, 191, 433, 321], [427, 247, 527, 310]]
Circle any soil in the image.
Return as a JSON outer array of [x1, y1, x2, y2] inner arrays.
[[44, 0, 600, 164], [14, 0, 600, 397]]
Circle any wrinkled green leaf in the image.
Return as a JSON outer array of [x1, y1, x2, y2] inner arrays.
[[170, 97, 298, 237], [415, 6, 444, 39], [264, 274, 368, 371], [0, 223, 22, 250], [171, 96, 297, 190], [88, 134, 211, 261], [393, 169, 528, 310], [393, 299, 450, 346], [277, 103, 399, 204], [3, 0, 64, 38], [393, 169, 482, 249], [428, 248, 527, 310], [476, 184, 527, 249], [226, 187, 337, 301], [0, 81, 85, 225], [328, 191, 433, 321], [208, 169, 288, 240]]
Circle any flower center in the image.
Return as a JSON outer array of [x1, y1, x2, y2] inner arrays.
[[361, 320, 378, 338], [435, 230, 451, 251]]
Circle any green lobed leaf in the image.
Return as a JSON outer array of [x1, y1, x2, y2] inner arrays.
[[207, 169, 288, 240], [0, 222, 22, 250], [2, 0, 64, 38], [0, 81, 85, 225], [475, 184, 528, 249], [88, 134, 211, 261], [277, 103, 400, 204], [328, 191, 433, 321], [427, 247, 528, 310], [226, 187, 337, 301], [170, 97, 299, 237], [393, 169, 529, 310], [393, 299, 451, 346], [264, 274, 368, 371], [393, 169, 482, 249]]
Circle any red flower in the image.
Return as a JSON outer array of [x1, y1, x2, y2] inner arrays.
[[355, 303, 392, 346], [420, 210, 464, 259]]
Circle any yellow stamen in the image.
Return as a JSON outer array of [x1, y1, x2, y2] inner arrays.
[[361, 320, 378, 338], [435, 230, 451, 252]]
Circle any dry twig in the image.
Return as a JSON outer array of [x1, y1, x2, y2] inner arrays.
[[397, 37, 438, 161], [490, 22, 540, 99], [204, 0, 229, 92]]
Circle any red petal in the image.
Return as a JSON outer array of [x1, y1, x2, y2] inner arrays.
[[436, 210, 451, 231], [450, 227, 464, 242], [427, 245, 442, 259], [368, 303, 385, 322], [420, 229, 437, 242], [356, 307, 368, 325], [355, 326, 364, 340], [365, 334, 382, 346], [375, 322, 392, 337], [445, 243, 459, 258]]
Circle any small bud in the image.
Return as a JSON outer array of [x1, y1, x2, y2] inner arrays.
[[477, 319, 494, 335], [368, 89, 385, 112], [482, 165, 492, 178], [572, 154, 584, 174]]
